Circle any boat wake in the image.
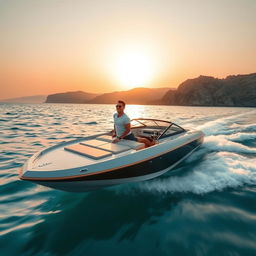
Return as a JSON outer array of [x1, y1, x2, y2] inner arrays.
[[140, 112, 256, 195], [140, 151, 256, 195]]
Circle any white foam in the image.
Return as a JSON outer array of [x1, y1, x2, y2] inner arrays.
[[184, 134, 256, 165], [204, 135, 256, 154], [196, 110, 256, 136], [196, 119, 229, 136], [140, 152, 256, 195], [237, 124, 256, 133], [228, 132, 256, 142]]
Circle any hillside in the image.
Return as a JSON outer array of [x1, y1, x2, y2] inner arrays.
[[45, 91, 99, 103], [162, 73, 256, 107], [45, 87, 171, 104], [88, 87, 171, 104], [0, 95, 47, 104]]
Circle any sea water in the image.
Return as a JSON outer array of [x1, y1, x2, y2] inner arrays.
[[0, 103, 256, 256]]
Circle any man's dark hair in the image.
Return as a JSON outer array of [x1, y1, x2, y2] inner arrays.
[[118, 100, 126, 107]]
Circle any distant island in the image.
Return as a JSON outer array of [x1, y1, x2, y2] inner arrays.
[[45, 87, 170, 105], [0, 95, 47, 104], [45, 91, 99, 104], [1, 73, 255, 106]]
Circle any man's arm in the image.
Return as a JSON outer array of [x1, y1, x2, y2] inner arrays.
[[113, 123, 131, 143], [118, 123, 131, 139], [111, 125, 116, 138], [111, 113, 116, 137]]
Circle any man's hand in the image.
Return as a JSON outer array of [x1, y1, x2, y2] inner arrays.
[[110, 130, 116, 138], [112, 137, 120, 143]]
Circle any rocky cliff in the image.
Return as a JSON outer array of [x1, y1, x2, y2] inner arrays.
[[162, 73, 256, 107]]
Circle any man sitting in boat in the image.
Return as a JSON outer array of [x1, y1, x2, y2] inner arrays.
[[112, 100, 155, 147]]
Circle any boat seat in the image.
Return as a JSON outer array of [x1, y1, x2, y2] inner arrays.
[[118, 140, 145, 150], [98, 143, 130, 154], [81, 139, 107, 147], [64, 144, 111, 159], [81, 141, 130, 154], [96, 135, 144, 150], [97, 135, 113, 142]]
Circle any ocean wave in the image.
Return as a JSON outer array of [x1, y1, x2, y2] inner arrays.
[[140, 152, 256, 195], [0, 219, 44, 236], [236, 124, 256, 133], [197, 111, 256, 136], [184, 133, 256, 165], [204, 135, 256, 154], [84, 121, 98, 125], [228, 132, 256, 142], [5, 112, 16, 115]]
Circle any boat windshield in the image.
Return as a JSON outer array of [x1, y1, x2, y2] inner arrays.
[[131, 118, 185, 139], [158, 123, 185, 139], [131, 119, 171, 128]]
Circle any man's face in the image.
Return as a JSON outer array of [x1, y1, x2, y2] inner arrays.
[[116, 103, 124, 113]]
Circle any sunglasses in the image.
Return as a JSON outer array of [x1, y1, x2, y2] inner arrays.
[[116, 105, 123, 108]]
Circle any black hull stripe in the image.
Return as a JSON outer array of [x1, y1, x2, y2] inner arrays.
[[38, 137, 203, 182]]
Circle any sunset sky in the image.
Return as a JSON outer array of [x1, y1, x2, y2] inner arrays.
[[0, 0, 256, 100]]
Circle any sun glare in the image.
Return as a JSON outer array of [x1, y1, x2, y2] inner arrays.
[[112, 48, 156, 90]]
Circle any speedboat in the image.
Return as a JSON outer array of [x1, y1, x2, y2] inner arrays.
[[19, 118, 204, 192]]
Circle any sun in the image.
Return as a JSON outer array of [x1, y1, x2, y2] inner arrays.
[[112, 48, 155, 89]]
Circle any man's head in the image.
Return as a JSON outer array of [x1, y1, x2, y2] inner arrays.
[[116, 100, 125, 113]]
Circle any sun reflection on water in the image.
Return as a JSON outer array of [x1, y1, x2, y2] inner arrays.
[[125, 105, 147, 119]]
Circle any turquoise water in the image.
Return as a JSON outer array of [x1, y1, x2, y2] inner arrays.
[[0, 103, 256, 256]]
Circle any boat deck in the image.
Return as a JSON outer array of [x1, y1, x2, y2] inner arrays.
[[29, 134, 145, 172], [65, 137, 141, 159]]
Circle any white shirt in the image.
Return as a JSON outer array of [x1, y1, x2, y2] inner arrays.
[[113, 113, 131, 137]]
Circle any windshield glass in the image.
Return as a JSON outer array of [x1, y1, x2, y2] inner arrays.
[[159, 123, 185, 138], [131, 119, 171, 128], [131, 119, 184, 139]]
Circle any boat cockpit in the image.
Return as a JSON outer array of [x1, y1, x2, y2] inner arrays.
[[131, 118, 186, 141]]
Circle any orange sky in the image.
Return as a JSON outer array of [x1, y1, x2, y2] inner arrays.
[[1, 0, 256, 100]]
